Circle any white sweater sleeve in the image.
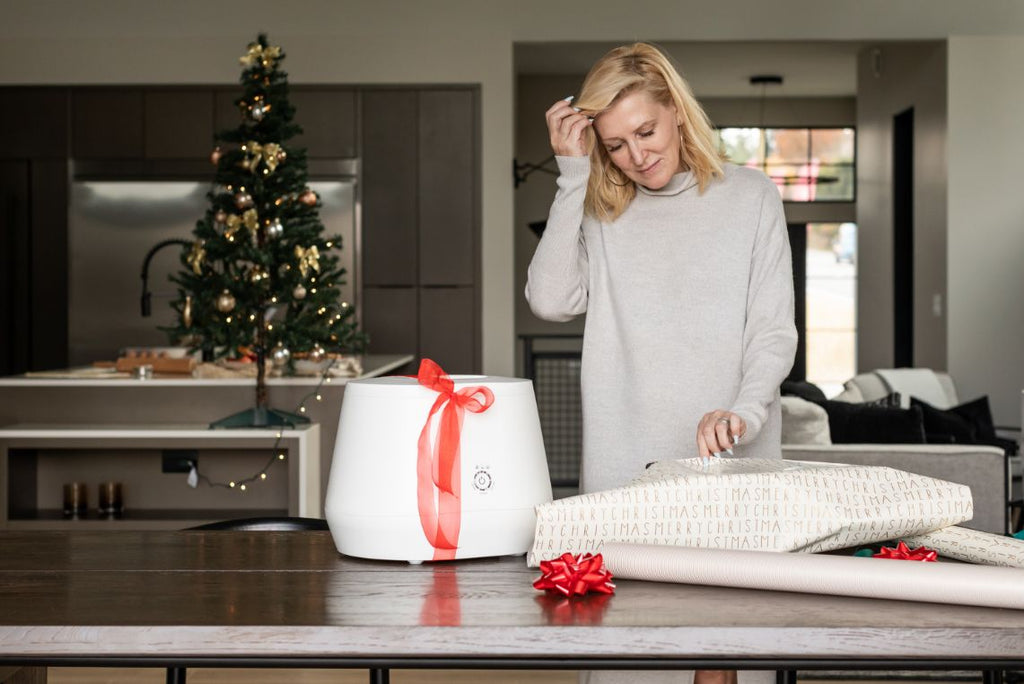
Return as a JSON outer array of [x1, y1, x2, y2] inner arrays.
[[525, 156, 591, 322], [730, 180, 799, 441]]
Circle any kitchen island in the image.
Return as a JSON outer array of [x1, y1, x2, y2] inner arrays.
[[0, 354, 413, 512]]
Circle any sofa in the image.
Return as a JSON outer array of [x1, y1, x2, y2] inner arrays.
[[781, 368, 1017, 535]]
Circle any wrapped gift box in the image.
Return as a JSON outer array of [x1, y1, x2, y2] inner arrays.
[[528, 458, 973, 567]]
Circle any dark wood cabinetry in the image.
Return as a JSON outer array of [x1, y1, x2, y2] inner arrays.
[[0, 84, 479, 376], [361, 88, 480, 374], [0, 86, 70, 375], [143, 90, 215, 159], [72, 90, 145, 159], [0, 88, 68, 159]]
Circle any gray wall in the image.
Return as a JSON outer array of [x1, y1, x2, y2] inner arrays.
[[855, 42, 948, 374], [948, 36, 1024, 427]]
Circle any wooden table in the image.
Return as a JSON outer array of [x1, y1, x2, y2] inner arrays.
[[2, 531, 1024, 673]]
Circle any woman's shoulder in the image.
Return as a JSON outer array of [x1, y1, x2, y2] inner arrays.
[[720, 162, 777, 194]]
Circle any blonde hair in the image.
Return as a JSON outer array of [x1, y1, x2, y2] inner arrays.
[[574, 42, 725, 222]]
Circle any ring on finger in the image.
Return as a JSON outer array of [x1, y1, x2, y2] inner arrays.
[[716, 418, 729, 425]]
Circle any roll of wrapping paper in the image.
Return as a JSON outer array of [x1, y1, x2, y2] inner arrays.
[[903, 525, 1024, 569], [601, 542, 1024, 609]]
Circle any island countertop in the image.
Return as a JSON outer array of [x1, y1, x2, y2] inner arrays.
[[0, 353, 413, 387]]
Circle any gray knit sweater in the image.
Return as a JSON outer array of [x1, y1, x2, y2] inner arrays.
[[526, 156, 797, 494]]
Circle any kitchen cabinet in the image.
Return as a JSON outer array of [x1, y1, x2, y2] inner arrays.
[[72, 89, 145, 159], [144, 89, 216, 159], [0, 88, 68, 159], [361, 87, 480, 373]]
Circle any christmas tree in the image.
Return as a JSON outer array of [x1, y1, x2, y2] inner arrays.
[[165, 34, 365, 427]]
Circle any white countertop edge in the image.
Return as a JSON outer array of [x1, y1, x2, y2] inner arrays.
[[0, 355, 413, 387], [0, 425, 317, 439]]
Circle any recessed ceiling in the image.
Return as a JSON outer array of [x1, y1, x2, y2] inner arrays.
[[515, 41, 866, 97]]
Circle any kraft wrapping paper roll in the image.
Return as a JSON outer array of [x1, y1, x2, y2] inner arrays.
[[601, 542, 1024, 609], [904, 525, 1024, 568]]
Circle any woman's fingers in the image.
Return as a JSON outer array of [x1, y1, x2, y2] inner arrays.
[[696, 410, 747, 459], [546, 98, 590, 156]]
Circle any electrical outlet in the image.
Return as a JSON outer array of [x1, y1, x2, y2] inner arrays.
[[162, 449, 198, 473]]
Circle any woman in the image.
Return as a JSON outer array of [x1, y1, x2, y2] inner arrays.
[[527, 44, 796, 684], [527, 42, 797, 494]]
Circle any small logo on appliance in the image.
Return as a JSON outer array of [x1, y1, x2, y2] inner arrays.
[[472, 467, 492, 493]]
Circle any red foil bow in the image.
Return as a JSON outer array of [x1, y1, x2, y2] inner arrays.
[[415, 358, 494, 561], [533, 552, 616, 597], [873, 541, 938, 562]]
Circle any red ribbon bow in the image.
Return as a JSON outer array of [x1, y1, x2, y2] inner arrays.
[[415, 358, 494, 561], [873, 541, 938, 562], [533, 552, 616, 597]]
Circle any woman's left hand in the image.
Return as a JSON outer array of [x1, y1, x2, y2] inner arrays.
[[696, 410, 746, 458]]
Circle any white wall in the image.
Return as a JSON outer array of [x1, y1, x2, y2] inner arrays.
[[3, 1, 1024, 410], [948, 36, 1024, 426], [855, 42, 948, 374]]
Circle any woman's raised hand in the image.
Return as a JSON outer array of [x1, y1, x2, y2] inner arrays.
[[545, 96, 591, 157]]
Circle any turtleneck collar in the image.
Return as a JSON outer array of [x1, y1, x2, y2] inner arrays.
[[637, 170, 697, 197]]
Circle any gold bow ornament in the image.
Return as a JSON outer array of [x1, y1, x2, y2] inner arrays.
[[224, 209, 259, 242], [239, 42, 282, 69], [295, 245, 321, 278], [241, 141, 284, 174], [186, 241, 206, 275]]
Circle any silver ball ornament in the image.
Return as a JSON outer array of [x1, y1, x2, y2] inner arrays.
[[292, 284, 307, 300], [271, 345, 291, 367], [309, 344, 325, 362], [216, 290, 236, 313], [266, 218, 284, 239]]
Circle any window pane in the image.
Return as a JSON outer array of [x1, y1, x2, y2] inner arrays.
[[765, 164, 812, 201], [719, 127, 763, 166], [805, 331, 856, 389], [811, 128, 855, 163], [805, 222, 857, 392], [811, 164, 855, 202], [765, 128, 808, 164]]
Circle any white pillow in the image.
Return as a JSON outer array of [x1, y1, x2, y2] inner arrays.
[[830, 383, 864, 403], [780, 395, 832, 445]]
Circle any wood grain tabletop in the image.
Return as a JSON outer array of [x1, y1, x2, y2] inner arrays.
[[2, 531, 1024, 667]]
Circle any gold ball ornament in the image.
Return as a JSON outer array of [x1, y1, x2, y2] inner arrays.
[[309, 344, 326, 362], [292, 284, 307, 300], [210, 146, 222, 165], [214, 209, 227, 225], [276, 148, 287, 163], [271, 345, 291, 367], [234, 192, 254, 210], [216, 290, 236, 313], [298, 189, 318, 207]]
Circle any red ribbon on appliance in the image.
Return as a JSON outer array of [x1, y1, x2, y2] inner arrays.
[[873, 541, 938, 562], [533, 552, 616, 597], [415, 358, 494, 561]]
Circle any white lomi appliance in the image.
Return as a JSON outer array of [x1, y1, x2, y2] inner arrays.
[[325, 369, 553, 563]]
